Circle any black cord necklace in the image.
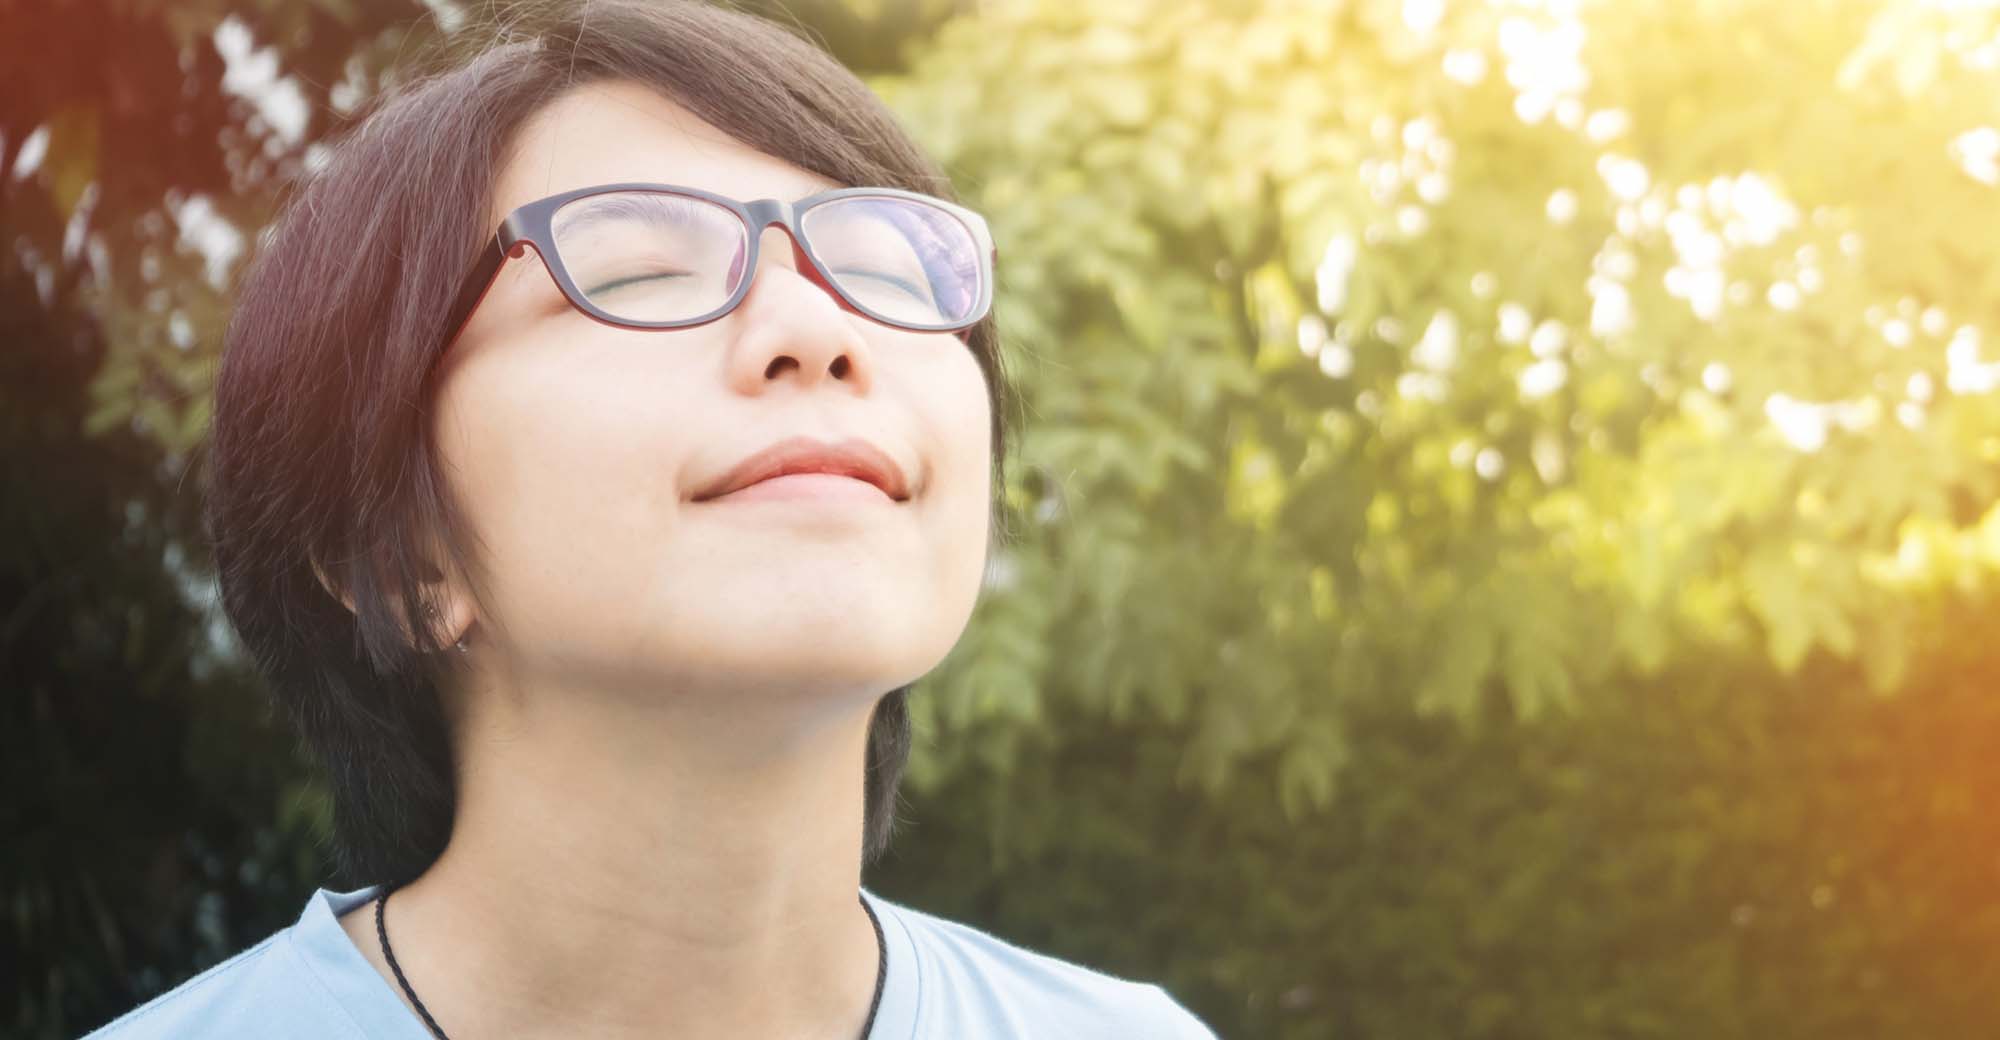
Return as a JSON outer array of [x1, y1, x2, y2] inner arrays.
[[374, 881, 890, 1040]]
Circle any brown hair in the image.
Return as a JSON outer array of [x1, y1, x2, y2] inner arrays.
[[204, 0, 1015, 887]]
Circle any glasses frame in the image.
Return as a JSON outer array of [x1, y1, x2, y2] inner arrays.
[[438, 182, 997, 349]]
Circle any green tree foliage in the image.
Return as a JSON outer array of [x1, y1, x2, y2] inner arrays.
[[875, 624, 2000, 1038], [860, 0, 2000, 1032], [882, 0, 2000, 820], [3, 2, 432, 1034]]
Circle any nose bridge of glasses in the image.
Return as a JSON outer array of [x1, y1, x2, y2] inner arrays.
[[741, 200, 850, 306], [742, 199, 810, 271]]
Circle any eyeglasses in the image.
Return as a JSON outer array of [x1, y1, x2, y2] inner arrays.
[[439, 182, 996, 348]]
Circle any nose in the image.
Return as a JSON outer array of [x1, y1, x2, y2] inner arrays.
[[724, 224, 875, 394]]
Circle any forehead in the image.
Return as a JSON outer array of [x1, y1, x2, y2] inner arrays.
[[490, 79, 842, 224]]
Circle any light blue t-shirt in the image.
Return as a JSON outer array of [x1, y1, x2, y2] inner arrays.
[[80, 885, 1220, 1039]]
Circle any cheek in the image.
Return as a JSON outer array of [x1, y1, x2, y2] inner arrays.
[[433, 347, 692, 624], [910, 339, 996, 611]]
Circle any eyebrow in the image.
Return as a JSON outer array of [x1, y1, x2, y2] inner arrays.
[[551, 192, 732, 239]]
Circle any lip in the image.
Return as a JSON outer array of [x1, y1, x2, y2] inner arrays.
[[692, 435, 911, 503]]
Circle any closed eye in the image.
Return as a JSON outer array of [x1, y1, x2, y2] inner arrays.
[[583, 270, 693, 296], [832, 267, 933, 302]]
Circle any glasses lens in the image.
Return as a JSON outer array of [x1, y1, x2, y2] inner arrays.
[[551, 191, 749, 323], [800, 195, 984, 327]]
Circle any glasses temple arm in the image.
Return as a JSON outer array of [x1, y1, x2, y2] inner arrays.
[[435, 235, 510, 360]]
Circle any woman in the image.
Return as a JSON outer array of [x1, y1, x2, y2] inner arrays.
[[82, 1, 1216, 1038]]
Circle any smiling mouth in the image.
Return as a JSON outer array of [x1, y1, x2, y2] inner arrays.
[[699, 472, 900, 505]]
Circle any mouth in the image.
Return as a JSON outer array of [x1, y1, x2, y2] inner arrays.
[[698, 471, 900, 505], [691, 435, 912, 504]]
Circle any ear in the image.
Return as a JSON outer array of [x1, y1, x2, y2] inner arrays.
[[310, 555, 360, 615], [311, 548, 475, 651]]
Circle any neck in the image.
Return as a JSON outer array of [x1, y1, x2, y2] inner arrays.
[[340, 670, 888, 1040]]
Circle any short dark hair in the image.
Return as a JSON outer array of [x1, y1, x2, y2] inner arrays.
[[204, 0, 1016, 887]]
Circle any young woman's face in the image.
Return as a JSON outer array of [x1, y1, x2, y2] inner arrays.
[[432, 79, 992, 707]]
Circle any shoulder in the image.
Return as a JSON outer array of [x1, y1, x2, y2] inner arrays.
[[76, 927, 357, 1040], [877, 895, 1221, 1038]]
